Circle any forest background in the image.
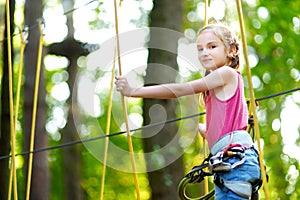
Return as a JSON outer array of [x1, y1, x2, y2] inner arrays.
[[0, 0, 299, 199]]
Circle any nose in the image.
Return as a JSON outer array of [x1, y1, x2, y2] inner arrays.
[[199, 48, 209, 57]]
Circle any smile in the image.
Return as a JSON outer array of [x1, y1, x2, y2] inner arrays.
[[202, 59, 212, 63]]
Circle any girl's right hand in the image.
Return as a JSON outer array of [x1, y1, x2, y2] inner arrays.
[[198, 123, 207, 139], [115, 76, 133, 97]]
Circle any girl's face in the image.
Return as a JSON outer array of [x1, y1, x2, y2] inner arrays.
[[197, 30, 229, 71]]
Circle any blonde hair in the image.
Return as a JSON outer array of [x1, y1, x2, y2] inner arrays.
[[198, 24, 240, 69]]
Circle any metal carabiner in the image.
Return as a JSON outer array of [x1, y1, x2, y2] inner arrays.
[[178, 161, 214, 200], [178, 176, 215, 200]]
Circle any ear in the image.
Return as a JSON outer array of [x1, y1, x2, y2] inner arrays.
[[228, 45, 237, 55], [228, 45, 237, 58]]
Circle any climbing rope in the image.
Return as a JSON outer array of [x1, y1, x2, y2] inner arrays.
[[201, 0, 209, 196], [113, 0, 141, 199], [25, 19, 45, 200], [7, 26, 28, 200], [6, 0, 18, 199], [236, 0, 269, 199], [99, 47, 116, 200], [203, 0, 208, 27]]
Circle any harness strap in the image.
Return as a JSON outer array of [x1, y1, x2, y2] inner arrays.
[[210, 130, 253, 155], [214, 176, 253, 199], [214, 175, 262, 199]]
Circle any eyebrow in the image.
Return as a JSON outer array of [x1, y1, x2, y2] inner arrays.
[[197, 41, 221, 47]]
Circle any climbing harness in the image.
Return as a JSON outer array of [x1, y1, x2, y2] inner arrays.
[[212, 145, 264, 200], [178, 146, 263, 200], [178, 131, 264, 200]]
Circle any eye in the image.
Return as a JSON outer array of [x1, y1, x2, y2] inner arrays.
[[209, 45, 217, 49], [197, 47, 203, 52]]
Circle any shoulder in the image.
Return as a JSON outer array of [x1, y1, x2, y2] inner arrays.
[[212, 66, 238, 83], [214, 66, 237, 75], [212, 67, 240, 100]]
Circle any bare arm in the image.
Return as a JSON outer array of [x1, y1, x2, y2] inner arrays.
[[115, 66, 235, 99], [115, 76, 184, 98]]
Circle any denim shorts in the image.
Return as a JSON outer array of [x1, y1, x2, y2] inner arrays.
[[214, 148, 261, 200]]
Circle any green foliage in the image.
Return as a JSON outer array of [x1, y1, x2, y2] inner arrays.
[[2, 0, 299, 199], [242, 0, 300, 199]]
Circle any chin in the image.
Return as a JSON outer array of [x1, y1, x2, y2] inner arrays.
[[203, 66, 215, 71]]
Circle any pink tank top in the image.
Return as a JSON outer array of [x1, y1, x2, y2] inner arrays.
[[205, 71, 248, 149]]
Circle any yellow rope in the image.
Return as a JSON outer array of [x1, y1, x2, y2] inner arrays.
[[113, 0, 141, 199], [196, 0, 209, 195], [203, 0, 208, 27], [202, 0, 209, 195], [99, 48, 116, 200], [14, 27, 28, 134], [235, 0, 269, 199], [25, 19, 45, 200], [5, 0, 18, 199], [8, 26, 28, 200]]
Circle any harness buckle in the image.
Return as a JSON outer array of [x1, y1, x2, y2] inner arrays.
[[211, 163, 231, 172], [209, 151, 224, 166], [209, 146, 246, 172]]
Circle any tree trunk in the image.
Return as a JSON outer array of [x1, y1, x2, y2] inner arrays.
[[46, 0, 90, 198], [0, 0, 15, 198], [24, 0, 49, 199], [143, 0, 184, 199], [62, 55, 83, 200]]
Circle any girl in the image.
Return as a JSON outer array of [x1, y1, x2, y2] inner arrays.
[[115, 24, 261, 199]]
